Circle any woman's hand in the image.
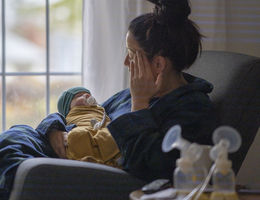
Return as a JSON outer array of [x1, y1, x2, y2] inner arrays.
[[130, 51, 163, 111], [48, 129, 68, 159]]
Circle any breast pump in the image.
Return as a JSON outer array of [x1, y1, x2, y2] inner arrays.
[[209, 126, 241, 200], [161, 124, 242, 200], [162, 125, 208, 199]]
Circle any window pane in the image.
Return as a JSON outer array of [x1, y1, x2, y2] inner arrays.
[[6, 76, 45, 129], [6, 0, 46, 73], [50, 0, 82, 73], [50, 75, 82, 113]]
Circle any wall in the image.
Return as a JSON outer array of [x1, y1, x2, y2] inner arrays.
[[236, 127, 260, 189], [190, 0, 260, 58]]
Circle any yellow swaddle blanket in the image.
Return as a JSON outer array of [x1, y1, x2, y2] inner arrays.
[[65, 105, 121, 168]]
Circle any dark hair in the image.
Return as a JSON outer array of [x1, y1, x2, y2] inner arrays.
[[128, 0, 202, 72]]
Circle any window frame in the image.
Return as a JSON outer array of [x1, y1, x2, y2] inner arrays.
[[1, 0, 83, 131]]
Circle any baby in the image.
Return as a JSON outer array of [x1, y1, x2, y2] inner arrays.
[[57, 87, 121, 168]]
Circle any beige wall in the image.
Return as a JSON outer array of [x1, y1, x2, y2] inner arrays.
[[190, 0, 260, 58], [236, 127, 260, 189]]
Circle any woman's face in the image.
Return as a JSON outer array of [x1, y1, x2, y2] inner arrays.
[[124, 31, 157, 77], [124, 31, 140, 67], [70, 92, 91, 108]]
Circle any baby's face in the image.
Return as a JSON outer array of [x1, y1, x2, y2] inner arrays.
[[70, 92, 92, 109]]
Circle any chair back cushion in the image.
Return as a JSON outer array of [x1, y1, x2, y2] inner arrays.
[[186, 50, 260, 174]]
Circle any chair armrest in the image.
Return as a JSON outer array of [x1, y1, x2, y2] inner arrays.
[[9, 158, 146, 200]]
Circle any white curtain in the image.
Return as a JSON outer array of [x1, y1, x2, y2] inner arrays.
[[83, 0, 259, 103], [82, 0, 152, 103]]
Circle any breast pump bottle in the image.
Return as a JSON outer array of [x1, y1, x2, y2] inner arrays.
[[209, 126, 241, 200], [162, 125, 208, 200]]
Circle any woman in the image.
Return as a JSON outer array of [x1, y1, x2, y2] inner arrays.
[[0, 0, 216, 198], [50, 0, 216, 181]]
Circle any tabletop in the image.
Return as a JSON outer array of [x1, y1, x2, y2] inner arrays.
[[129, 189, 260, 200]]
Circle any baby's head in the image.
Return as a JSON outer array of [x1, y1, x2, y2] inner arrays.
[[57, 86, 96, 117]]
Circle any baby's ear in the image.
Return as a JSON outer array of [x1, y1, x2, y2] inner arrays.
[[153, 56, 167, 74]]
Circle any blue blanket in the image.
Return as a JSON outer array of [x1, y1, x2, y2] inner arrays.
[[0, 73, 216, 199], [0, 113, 74, 197]]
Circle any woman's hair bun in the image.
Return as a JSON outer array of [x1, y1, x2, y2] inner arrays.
[[147, 0, 191, 26]]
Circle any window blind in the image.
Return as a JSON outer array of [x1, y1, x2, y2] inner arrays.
[[190, 0, 260, 57]]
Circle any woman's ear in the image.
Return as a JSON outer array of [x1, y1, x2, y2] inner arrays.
[[153, 56, 167, 74]]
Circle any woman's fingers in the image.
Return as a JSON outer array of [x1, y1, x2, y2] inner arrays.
[[139, 51, 154, 80], [129, 51, 166, 111], [48, 130, 67, 159], [63, 132, 68, 147], [136, 51, 143, 77], [155, 72, 164, 92], [57, 142, 67, 159], [58, 132, 67, 158], [130, 51, 158, 111], [130, 58, 135, 81], [133, 53, 139, 78]]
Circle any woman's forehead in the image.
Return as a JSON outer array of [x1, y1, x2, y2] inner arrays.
[[126, 31, 142, 51]]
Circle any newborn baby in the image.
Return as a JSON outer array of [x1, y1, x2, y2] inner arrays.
[[57, 87, 121, 168]]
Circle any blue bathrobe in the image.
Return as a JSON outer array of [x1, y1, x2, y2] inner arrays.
[[0, 113, 75, 198], [103, 73, 216, 181], [0, 73, 216, 199]]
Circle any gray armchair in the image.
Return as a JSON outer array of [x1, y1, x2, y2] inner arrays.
[[9, 158, 145, 200], [186, 50, 260, 174], [9, 51, 260, 200]]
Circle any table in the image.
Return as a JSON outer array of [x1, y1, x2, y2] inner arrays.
[[129, 190, 260, 200]]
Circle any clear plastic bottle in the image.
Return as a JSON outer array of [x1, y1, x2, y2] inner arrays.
[[210, 159, 239, 200], [212, 159, 235, 192], [184, 143, 208, 189], [194, 167, 207, 186], [162, 125, 209, 199], [174, 158, 209, 200], [209, 126, 240, 200], [174, 158, 195, 192]]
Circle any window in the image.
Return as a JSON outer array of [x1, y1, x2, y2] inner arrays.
[[0, 0, 83, 131]]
